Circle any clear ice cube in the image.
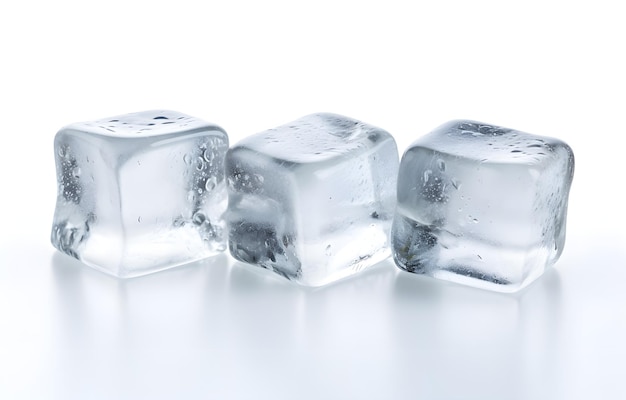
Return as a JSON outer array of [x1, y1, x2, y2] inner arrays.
[[51, 110, 229, 277], [391, 120, 575, 292], [226, 113, 399, 286]]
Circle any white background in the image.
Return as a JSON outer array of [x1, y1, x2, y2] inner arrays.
[[1, 1, 625, 399]]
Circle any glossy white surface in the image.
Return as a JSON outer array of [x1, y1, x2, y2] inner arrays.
[[1, 1, 625, 399]]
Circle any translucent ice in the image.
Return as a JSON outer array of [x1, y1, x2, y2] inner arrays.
[[391, 120, 575, 292], [51, 110, 229, 277], [226, 113, 399, 286]]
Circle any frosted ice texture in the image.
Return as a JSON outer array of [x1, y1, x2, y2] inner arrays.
[[226, 113, 399, 286], [392, 120, 575, 292], [51, 110, 229, 277]]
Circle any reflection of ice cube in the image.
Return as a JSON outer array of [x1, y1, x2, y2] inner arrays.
[[51, 110, 229, 277], [226, 113, 399, 286], [392, 120, 575, 292]]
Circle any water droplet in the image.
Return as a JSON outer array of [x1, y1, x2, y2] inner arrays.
[[187, 190, 196, 202], [153, 116, 168, 120], [195, 158, 205, 171], [137, 216, 142, 223], [203, 148, 213, 163], [72, 167, 81, 178], [183, 154, 192, 165], [192, 212, 206, 225], [205, 177, 217, 191], [254, 174, 264, 183], [423, 169, 432, 184], [325, 245, 332, 256], [451, 178, 460, 190], [437, 159, 446, 171]]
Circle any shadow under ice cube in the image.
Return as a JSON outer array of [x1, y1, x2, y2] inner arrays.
[[226, 113, 399, 286], [391, 120, 575, 292], [51, 110, 229, 277]]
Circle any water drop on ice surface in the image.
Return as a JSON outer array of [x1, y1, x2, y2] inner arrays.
[[423, 169, 432, 184], [203, 148, 214, 163], [192, 211, 206, 225], [205, 176, 217, 191], [437, 159, 446, 171]]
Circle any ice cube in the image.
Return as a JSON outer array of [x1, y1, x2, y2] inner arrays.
[[226, 113, 399, 286], [51, 110, 229, 277], [391, 120, 575, 292]]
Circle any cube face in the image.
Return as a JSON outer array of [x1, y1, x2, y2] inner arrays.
[[51, 110, 229, 277], [226, 113, 399, 286], [392, 120, 574, 292]]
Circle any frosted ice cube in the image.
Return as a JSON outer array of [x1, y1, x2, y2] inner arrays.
[[51, 110, 229, 277], [226, 113, 399, 286], [391, 120, 575, 292]]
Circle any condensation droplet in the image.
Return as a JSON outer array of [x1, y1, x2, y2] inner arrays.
[[203, 148, 213, 163], [195, 158, 205, 171], [205, 177, 217, 191], [183, 154, 192, 165], [192, 211, 206, 225], [437, 159, 446, 171], [423, 169, 432, 184]]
